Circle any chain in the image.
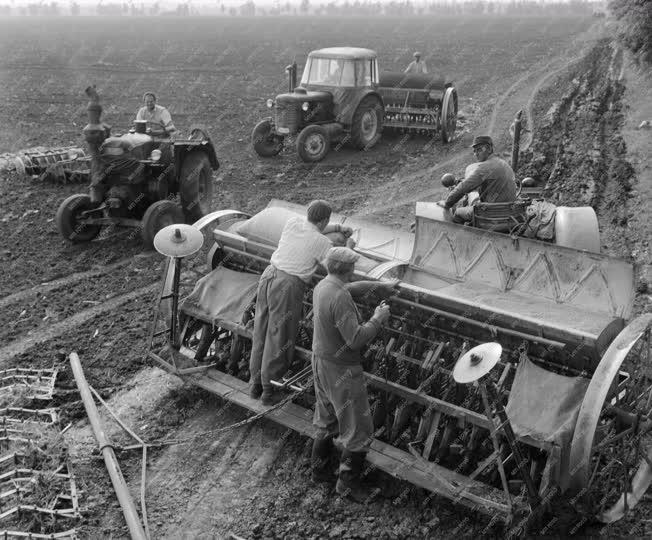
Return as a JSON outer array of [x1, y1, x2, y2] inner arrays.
[[115, 378, 314, 451]]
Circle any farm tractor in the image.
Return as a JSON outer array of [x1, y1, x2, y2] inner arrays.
[[56, 86, 219, 247], [252, 47, 458, 162]]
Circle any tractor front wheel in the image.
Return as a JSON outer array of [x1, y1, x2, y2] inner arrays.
[[252, 118, 284, 157], [350, 95, 383, 150], [179, 151, 213, 224], [140, 200, 184, 248], [56, 194, 101, 243], [296, 125, 330, 163]]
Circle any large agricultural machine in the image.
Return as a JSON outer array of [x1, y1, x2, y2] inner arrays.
[[55, 87, 219, 247], [147, 200, 650, 532], [252, 47, 457, 162]]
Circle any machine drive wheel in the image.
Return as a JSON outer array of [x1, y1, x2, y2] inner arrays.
[[179, 151, 213, 224], [56, 194, 101, 243], [568, 314, 652, 523], [140, 200, 184, 248], [252, 118, 284, 157], [350, 95, 383, 150], [296, 125, 330, 163], [440, 87, 458, 143]]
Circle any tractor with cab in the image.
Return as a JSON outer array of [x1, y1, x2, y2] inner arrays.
[[252, 47, 458, 162]]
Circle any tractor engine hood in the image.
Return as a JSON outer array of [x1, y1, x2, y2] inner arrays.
[[275, 88, 332, 104], [100, 132, 153, 157]]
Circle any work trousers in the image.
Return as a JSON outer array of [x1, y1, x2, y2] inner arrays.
[[312, 355, 373, 453], [249, 265, 306, 392]]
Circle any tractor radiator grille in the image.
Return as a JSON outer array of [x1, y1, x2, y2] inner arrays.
[[274, 103, 300, 133]]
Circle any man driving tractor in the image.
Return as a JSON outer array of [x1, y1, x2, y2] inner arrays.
[[135, 92, 177, 137], [437, 135, 517, 223]]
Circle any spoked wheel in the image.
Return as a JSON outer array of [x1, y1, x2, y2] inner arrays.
[[568, 314, 652, 523], [440, 87, 458, 143]]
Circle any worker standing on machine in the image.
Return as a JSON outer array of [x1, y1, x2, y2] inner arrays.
[[248, 200, 353, 406], [310, 246, 398, 502]]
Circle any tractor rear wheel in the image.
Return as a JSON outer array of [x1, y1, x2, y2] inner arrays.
[[252, 118, 284, 157], [440, 87, 458, 143], [56, 194, 101, 243], [296, 125, 330, 163], [140, 200, 184, 248], [179, 151, 213, 224], [350, 95, 383, 150]]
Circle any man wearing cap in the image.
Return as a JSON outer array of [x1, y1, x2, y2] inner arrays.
[[438, 135, 517, 222], [310, 246, 398, 502], [135, 92, 177, 137], [249, 200, 354, 406], [404, 52, 428, 75]]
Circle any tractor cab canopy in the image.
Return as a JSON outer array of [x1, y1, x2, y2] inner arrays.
[[301, 47, 379, 88]]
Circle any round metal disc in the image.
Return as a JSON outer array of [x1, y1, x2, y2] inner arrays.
[[453, 342, 503, 384], [153, 223, 203, 258]]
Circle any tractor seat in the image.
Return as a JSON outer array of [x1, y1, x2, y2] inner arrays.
[[471, 199, 530, 233]]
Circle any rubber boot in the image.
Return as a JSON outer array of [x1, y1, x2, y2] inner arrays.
[[260, 387, 284, 406], [249, 381, 262, 399], [335, 451, 379, 503], [311, 437, 334, 483]]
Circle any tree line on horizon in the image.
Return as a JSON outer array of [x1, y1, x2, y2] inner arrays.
[[0, 0, 605, 17]]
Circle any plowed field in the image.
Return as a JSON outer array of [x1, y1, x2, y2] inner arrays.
[[0, 14, 649, 539]]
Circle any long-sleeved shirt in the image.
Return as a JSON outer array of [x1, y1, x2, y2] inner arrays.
[[444, 155, 517, 208], [135, 104, 176, 134], [312, 274, 382, 365], [404, 60, 428, 74]]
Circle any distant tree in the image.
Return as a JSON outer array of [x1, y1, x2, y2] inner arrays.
[[220, 3, 225, 13], [300, 0, 309, 13], [70, 2, 80, 15], [609, 0, 652, 63]]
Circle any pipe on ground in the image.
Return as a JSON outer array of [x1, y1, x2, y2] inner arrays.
[[69, 352, 148, 540]]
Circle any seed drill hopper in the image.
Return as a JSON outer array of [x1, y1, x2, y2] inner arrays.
[[147, 200, 650, 530]]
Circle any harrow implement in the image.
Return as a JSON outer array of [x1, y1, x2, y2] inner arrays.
[[146, 200, 649, 531], [0, 147, 89, 183]]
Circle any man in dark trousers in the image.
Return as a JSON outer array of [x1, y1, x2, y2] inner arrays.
[[248, 200, 353, 406], [310, 246, 398, 502], [438, 135, 517, 222]]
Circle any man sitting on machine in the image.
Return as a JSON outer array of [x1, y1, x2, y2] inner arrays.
[[437, 135, 517, 223], [135, 92, 177, 137]]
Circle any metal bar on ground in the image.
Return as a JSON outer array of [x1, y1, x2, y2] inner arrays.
[[69, 352, 148, 540]]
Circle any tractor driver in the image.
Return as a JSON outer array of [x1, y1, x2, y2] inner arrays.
[[404, 51, 428, 75], [135, 92, 177, 137], [437, 135, 517, 223]]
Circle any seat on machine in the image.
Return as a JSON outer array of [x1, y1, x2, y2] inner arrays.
[[471, 199, 529, 233]]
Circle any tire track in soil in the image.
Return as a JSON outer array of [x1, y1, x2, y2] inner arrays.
[[0, 253, 155, 310], [0, 283, 157, 365]]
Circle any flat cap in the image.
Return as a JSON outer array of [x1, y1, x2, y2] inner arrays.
[[471, 135, 493, 148], [143, 92, 157, 101], [413, 51, 421, 57], [326, 246, 359, 265], [307, 199, 332, 223]]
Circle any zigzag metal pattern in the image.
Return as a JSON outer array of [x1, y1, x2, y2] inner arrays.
[[415, 231, 620, 316]]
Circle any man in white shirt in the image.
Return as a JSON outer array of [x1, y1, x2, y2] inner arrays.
[[135, 92, 177, 137], [404, 52, 428, 75], [249, 200, 353, 406]]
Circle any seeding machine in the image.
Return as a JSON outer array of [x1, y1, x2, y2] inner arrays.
[[146, 199, 650, 532]]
